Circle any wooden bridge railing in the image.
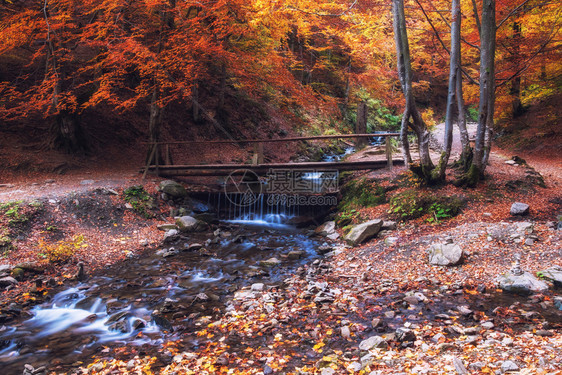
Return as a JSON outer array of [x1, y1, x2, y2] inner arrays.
[[143, 133, 400, 178]]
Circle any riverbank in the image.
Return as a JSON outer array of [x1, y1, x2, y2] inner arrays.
[[0, 144, 560, 374]]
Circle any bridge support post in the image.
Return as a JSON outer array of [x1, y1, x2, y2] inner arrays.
[[252, 142, 264, 165], [386, 137, 393, 171]]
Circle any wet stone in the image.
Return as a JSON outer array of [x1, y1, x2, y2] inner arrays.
[[108, 320, 129, 333], [105, 311, 130, 325], [260, 257, 281, 267], [395, 327, 416, 343], [287, 250, 305, 260]]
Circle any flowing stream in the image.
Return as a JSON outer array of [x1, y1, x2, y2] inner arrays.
[[0, 215, 323, 373]]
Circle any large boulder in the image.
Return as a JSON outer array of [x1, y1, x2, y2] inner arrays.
[[428, 242, 464, 266], [497, 271, 549, 294], [159, 180, 188, 199], [344, 219, 383, 246], [175, 216, 208, 232], [539, 266, 562, 287], [510, 202, 529, 216]]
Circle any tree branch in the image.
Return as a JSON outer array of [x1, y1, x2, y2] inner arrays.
[[471, 0, 482, 37], [496, 18, 561, 88], [286, 0, 358, 17], [413, 0, 479, 85], [497, 0, 532, 29]]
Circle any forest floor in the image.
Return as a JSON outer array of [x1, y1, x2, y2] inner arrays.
[[0, 133, 560, 374]]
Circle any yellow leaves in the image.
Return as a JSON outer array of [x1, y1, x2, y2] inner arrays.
[[312, 341, 325, 352]]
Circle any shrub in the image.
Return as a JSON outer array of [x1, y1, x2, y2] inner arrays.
[[123, 185, 154, 218], [389, 189, 465, 222], [38, 234, 87, 264]]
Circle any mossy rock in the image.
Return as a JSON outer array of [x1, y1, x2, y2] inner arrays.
[[11, 267, 24, 280], [339, 178, 385, 211], [389, 189, 465, 222]]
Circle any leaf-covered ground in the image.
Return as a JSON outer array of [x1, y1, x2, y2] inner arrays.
[[1, 146, 560, 375]]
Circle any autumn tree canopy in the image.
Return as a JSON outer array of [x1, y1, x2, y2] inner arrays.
[[0, 0, 560, 157]]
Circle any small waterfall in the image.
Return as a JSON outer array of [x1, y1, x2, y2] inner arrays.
[[221, 192, 296, 228]]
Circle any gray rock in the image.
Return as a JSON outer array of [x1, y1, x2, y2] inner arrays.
[[0, 276, 17, 287], [381, 221, 397, 230], [501, 360, 519, 373], [315, 221, 336, 236], [80, 179, 95, 185], [159, 180, 188, 198], [538, 265, 562, 287], [317, 244, 333, 255], [457, 305, 473, 316], [515, 222, 534, 235], [384, 236, 399, 246], [359, 335, 387, 350], [481, 321, 494, 329], [0, 264, 12, 276], [157, 224, 178, 231], [160, 247, 179, 258], [186, 243, 203, 251], [497, 271, 549, 294], [341, 325, 351, 339], [469, 362, 484, 371], [453, 357, 468, 375], [175, 216, 207, 232], [287, 250, 305, 260], [428, 242, 464, 266], [554, 296, 562, 311], [395, 327, 416, 343], [163, 229, 179, 242], [344, 219, 383, 246], [260, 257, 281, 267], [510, 202, 529, 216], [251, 283, 264, 291]]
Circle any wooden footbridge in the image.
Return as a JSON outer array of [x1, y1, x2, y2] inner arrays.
[[142, 133, 403, 178]]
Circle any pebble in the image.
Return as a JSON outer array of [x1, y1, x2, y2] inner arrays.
[[501, 360, 519, 372], [501, 337, 513, 346], [359, 335, 387, 350], [452, 357, 468, 374], [251, 283, 264, 291], [465, 335, 480, 345], [469, 362, 485, 371], [349, 361, 362, 372], [341, 325, 351, 339], [481, 321, 494, 329]]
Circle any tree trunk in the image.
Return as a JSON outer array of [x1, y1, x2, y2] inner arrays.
[[49, 110, 87, 153], [509, 21, 523, 116], [48, 77, 87, 153], [437, 0, 461, 180], [147, 87, 163, 164], [392, 0, 435, 181], [467, 0, 496, 185], [356, 101, 367, 148], [217, 63, 227, 113], [456, 69, 471, 170], [192, 80, 201, 122]]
